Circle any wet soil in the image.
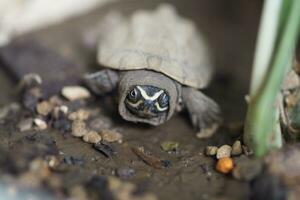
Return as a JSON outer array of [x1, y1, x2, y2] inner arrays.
[[0, 0, 262, 199]]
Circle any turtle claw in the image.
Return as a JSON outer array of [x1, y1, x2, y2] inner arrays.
[[182, 87, 222, 138], [196, 123, 219, 139]]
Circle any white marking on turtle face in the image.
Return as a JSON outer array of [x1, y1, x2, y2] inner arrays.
[[155, 102, 168, 111], [126, 100, 143, 108], [137, 86, 164, 101]]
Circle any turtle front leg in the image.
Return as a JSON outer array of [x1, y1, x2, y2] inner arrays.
[[84, 69, 119, 95], [182, 87, 222, 139]]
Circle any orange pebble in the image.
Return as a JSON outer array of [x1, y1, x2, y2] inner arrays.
[[216, 157, 234, 174]]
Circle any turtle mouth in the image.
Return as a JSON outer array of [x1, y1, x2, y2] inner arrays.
[[126, 104, 159, 118], [124, 85, 169, 119]]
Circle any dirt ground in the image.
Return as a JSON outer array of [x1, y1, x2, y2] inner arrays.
[[0, 1, 263, 199]]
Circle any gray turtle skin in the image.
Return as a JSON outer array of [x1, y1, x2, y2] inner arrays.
[[84, 4, 221, 138], [85, 69, 221, 138]]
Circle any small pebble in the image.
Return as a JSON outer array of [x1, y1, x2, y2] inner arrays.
[[46, 156, 60, 169], [216, 157, 234, 174], [36, 101, 53, 116], [205, 146, 218, 156], [52, 105, 69, 119], [161, 141, 179, 152], [71, 120, 88, 137], [60, 105, 69, 114], [52, 108, 71, 133], [68, 109, 90, 121], [116, 167, 135, 179], [216, 145, 232, 159], [83, 131, 102, 144], [63, 156, 84, 166], [34, 118, 48, 130], [161, 160, 171, 168], [18, 118, 33, 132], [231, 140, 243, 156], [93, 141, 116, 157], [100, 129, 123, 143], [61, 86, 91, 101]]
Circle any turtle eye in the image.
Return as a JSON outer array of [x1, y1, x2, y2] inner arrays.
[[158, 93, 169, 107], [129, 88, 138, 100]]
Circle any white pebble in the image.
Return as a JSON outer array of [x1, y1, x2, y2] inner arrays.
[[71, 120, 88, 137], [36, 101, 53, 116], [216, 145, 232, 159], [68, 109, 90, 121], [83, 131, 102, 144], [34, 118, 48, 130], [101, 129, 123, 143], [52, 105, 69, 119], [18, 118, 33, 132], [205, 146, 218, 156], [61, 86, 91, 101], [231, 140, 243, 156]]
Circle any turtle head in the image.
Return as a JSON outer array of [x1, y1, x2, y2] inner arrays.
[[118, 70, 179, 126], [125, 85, 169, 118]]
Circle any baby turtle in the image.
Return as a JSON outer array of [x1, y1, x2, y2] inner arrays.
[[85, 4, 221, 138]]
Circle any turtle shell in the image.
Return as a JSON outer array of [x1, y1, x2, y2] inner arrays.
[[97, 4, 213, 89]]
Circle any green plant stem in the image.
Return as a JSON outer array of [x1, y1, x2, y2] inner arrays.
[[244, 0, 300, 157], [250, 0, 282, 95]]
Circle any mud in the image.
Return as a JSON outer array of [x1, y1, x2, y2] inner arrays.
[[0, 0, 262, 199]]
